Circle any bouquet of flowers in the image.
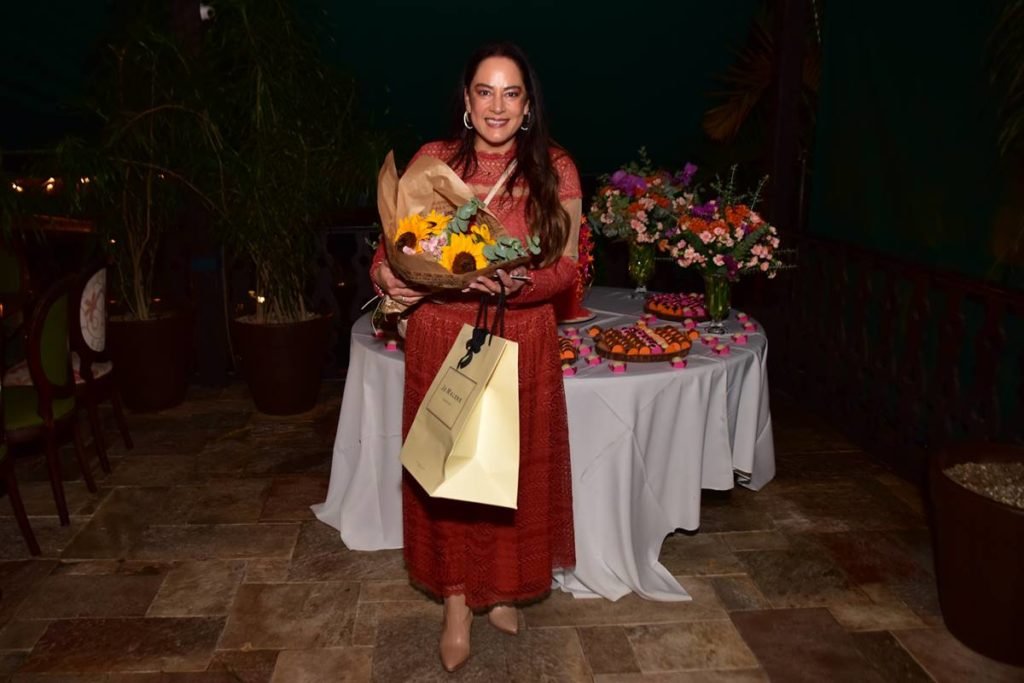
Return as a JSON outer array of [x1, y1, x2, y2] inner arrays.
[[577, 217, 596, 289], [588, 148, 697, 245], [554, 216, 597, 323], [378, 151, 539, 289], [660, 166, 782, 280]]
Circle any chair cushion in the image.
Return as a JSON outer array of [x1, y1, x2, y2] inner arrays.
[[5, 355, 113, 387], [2, 385, 75, 431], [2, 360, 32, 387], [80, 269, 107, 353], [71, 352, 112, 383]]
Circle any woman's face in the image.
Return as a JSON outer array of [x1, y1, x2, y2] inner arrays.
[[464, 56, 530, 154]]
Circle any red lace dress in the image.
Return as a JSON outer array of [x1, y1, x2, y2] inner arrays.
[[375, 141, 581, 609]]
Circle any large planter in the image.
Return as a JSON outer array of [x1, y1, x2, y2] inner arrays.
[[928, 442, 1024, 665], [231, 314, 332, 415], [107, 310, 192, 411]]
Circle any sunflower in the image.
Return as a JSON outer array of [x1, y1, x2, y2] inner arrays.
[[394, 213, 435, 252], [469, 222, 493, 243], [440, 232, 487, 274], [423, 209, 452, 234]]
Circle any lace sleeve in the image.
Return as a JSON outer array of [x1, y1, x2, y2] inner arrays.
[[511, 152, 582, 305], [554, 151, 582, 202]]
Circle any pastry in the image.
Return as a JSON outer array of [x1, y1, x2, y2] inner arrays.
[[643, 292, 708, 322]]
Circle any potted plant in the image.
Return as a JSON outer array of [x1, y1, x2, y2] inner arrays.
[[201, 0, 383, 415], [58, 5, 224, 411], [928, 443, 1024, 665], [923, 5, 1024, 667]]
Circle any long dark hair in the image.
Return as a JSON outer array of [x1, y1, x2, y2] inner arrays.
[[447, 42, 569, 267]]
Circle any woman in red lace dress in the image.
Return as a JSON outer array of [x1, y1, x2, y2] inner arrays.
[[371, 42, 580, 671]]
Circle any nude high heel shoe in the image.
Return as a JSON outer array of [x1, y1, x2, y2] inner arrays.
[[487, 605, 519, 635], [440, 595, 473, 672]]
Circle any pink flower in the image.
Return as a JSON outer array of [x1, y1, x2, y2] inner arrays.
[[713, 254, 726, 267], [760, 262, 770, 271]]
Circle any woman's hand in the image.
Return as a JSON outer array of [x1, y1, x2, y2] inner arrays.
[[374, 261, 427, 306], [464, 267, 529, 296]]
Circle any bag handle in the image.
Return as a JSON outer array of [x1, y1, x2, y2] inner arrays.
[[458, 280, 507, 369], [482, 160, 517, 208]]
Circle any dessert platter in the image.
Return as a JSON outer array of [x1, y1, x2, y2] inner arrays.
[[643, 292, 708, 322], [587, 321, 699, 363]]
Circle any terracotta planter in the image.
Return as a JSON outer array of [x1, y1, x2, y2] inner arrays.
[[231, 314, 332, 415], [107, 310, 192, 412], [928, 443, 1024, 665]]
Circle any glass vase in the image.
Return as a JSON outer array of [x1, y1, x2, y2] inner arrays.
[[702, 271, 731, 334], [627, 240, 655, 299]]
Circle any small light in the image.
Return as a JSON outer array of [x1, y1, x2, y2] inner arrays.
[[109, 239, 116, 244], [152, 297, 161, 303], [257, 295, 266, 304], [45, 183, 56, 193], [80, 176, 91, 184], [11, 182, 23, 193]]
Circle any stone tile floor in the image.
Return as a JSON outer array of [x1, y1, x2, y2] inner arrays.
[[1, 382, 1022, 682]]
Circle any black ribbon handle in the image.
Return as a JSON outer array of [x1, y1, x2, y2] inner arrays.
[[457, 280, 507, 369]]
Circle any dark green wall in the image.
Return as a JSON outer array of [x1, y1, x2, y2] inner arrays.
[[810, 0, 1021, 287], [0, 0, 762, 176], [312, 0, 762, 174]]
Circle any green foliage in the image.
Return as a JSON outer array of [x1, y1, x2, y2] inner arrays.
[[481, 234, 541, 262], [990, 0, 1024, 156], [708, 165, 768, 210], [55, 4, 224, 320], [448, 198, 485, 234], [201, 0, 386, 324]]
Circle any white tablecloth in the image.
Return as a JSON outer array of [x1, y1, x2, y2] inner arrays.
[[312, 286, 775, 601]]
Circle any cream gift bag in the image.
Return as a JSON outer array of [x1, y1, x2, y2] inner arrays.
[[400, 292, 520, 509]]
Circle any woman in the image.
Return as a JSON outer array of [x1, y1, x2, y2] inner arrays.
[[372, 42, 581, 672]]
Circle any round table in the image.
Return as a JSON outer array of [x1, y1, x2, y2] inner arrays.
[[312, 286, 775, 601]]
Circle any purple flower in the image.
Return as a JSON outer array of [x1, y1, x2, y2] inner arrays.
[[723, 255, 739, 278], [611, 170, 647, 195], [691, 199, 717, 219], [674, 162, 698, 187]]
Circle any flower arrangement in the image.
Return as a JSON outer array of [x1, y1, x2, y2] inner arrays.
[[588, 148, 697, 245], [394, 198, 540, 276], [660, 166, 783, 280], [378, 152, 540, 290]]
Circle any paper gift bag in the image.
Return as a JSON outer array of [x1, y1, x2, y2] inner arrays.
[[400, 305, 520, 509]]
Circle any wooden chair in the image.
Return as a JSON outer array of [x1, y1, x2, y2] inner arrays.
[[0, 325, 40, 555], [69, 260, 131, 463], [2, 276, 97, 526], [0, 237, 34, 368]]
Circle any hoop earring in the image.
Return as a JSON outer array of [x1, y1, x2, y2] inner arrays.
[[463, 111, 473, 130], [520, 112, 531, 131]]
